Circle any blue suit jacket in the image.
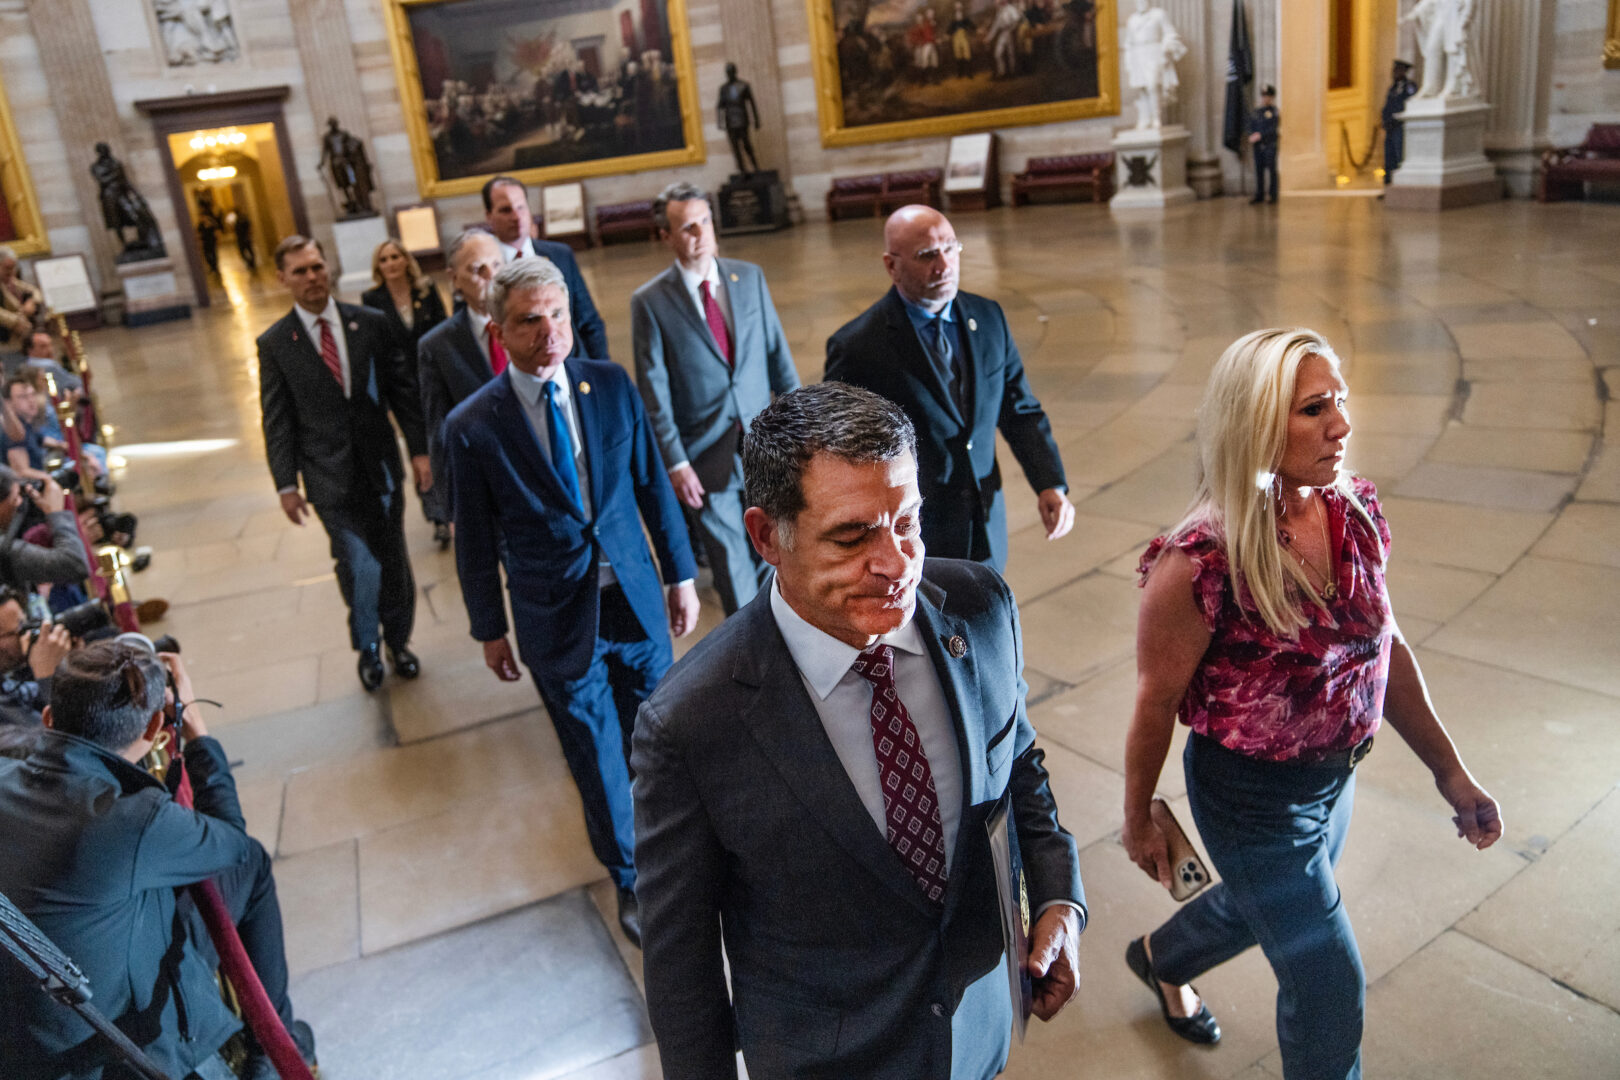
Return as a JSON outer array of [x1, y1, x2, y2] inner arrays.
[[633, 559, 1083, 1079], [444, 359, 696, 681]]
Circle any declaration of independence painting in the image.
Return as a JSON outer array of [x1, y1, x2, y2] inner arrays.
[[808, 0, 1119, 146], [384, 0, 705, 198]]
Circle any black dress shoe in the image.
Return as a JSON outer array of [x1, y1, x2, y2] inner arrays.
[[1126, 936, 1221, 1044], [240, 1018, 318, 1080], [357, 644, 385, 691], [388, 645, 421, 679], [616, 886, 643, 949]]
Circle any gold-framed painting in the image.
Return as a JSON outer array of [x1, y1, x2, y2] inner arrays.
[[0, 70, 48, 258], [1605, 0, 1619, 69], [383, 0, 706, 199], [807, 0, 1119, 148]]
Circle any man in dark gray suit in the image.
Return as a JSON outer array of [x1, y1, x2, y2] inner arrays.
[[633, 383, 1085, 1079], [417, 229, 507, 524], [630, 181, 800, 615]]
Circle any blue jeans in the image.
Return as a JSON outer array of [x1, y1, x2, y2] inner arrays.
[[1150, 734, 1364, 1080], [532, 585, 671, 891]]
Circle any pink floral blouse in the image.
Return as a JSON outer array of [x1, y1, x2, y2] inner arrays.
[[1138, 477, 1394, 763]]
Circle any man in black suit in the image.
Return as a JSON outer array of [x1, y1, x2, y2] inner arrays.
[[259, 235, 430, 690], [826, 206, 1074, 572], [482, 175, 610, 360], [633, 383, 1084, 1079], [418, 228, 507, 525]]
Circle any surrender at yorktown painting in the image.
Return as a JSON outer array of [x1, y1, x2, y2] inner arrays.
[[829, 0, 1102, 128]]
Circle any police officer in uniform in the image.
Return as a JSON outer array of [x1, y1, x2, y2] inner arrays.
[[1381, 61, 1418, 185], [1248, 86, 1280, 205]]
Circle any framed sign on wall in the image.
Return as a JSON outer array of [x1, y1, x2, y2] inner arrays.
[[806, 0, 1119, 148], [382, 0, 707, 198]]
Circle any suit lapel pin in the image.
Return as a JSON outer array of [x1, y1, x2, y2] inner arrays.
[[967, 318, 978, 332], [947, 635, 968, 658], [729, 272, 739, 283], [348, 321, 359, 331], [579, 381, 591, 395]]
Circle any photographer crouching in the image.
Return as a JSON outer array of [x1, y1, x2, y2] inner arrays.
[[0, 640, 317, 1080], [0, 584, 73, 726]]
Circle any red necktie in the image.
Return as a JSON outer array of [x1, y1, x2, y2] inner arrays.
[[486, 323, 508, 375], [700, 280, 732, 367], [316, 316, 344, 390], [851, 644, 949, 904]]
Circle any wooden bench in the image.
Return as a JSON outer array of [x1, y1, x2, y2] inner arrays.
[[595, 199, 659, 244], [1539, 124, 1620, 202], [1011, 153, 1115, 205], [825, 170, 943, 220]]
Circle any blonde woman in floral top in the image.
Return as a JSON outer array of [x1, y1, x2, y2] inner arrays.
[[1120, 328, 1502, 1079]]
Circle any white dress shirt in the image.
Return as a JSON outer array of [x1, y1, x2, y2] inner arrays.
[[770, 581, 964, 872], [498, 235, 540, 263], [294, 298, 350, 397], [467, 307, 494, 365]]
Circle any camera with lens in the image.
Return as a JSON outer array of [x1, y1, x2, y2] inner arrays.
[[19, 600, 113, 642], [25, 461, 80, 495]]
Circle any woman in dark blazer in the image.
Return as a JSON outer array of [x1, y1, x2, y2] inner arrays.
[[361, 239, 450, 539]]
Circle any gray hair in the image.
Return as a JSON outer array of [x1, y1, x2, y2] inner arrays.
[[743, 383, 917, 546], [447, 226, 496, 270], [0, 246, 15, 266], [652, 181, 714, 232], [489, 256, 569, 324]]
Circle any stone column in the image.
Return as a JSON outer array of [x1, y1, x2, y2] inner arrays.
[[1162, 0, 1221, 196], [287, 0, 377, 210], [713, 0, 789, 178], [23, 0, 125, 306], [1474, 0, 1557, 197]]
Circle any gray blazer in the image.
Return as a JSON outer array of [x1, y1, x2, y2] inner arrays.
[[630, 258, 799, 492], [632, 558, 1083, 1080]]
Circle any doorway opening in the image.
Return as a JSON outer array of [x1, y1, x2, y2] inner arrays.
[[166, 123, 296, 306]]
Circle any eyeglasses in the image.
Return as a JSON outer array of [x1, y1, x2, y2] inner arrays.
[[889, 240, 964, 262]]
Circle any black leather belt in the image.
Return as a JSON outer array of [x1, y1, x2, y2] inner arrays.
[[1292, 735, 1375, 771]]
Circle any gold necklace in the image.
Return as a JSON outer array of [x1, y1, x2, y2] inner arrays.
[[1280, 497, 1338, 602]]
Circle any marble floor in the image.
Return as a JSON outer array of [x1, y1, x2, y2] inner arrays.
[[81, 194, 1619, 1079]]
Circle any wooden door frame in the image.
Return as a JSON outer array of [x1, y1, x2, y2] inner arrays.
[[134, 86, 309, 308]]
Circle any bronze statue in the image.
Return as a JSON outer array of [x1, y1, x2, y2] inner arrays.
[[716, 62, 760, 176], [317, 116, 377, 217], [90, 142, 166, 262]]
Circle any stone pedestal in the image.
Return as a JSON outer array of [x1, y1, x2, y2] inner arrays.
[[1110, 126, 1196, 211], [719, 171, 790, 235], [332, 215, 390, 295], [1386, 97, 1501, 210], [115, 257, 191, 327], [1187, 153, 1223, 199]]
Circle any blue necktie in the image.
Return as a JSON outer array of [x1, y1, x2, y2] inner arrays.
[[928, 315, 960, 410], [543, 381, 583, 513]]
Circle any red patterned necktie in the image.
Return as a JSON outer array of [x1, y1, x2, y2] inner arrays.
[[486, 322, 508, 375], [851, 643, 949, 904], [700, 279, 733, 367], [316, 316, 344, 389]]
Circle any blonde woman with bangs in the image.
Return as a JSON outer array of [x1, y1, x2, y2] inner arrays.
[[1119, 328, 1502, 1078]]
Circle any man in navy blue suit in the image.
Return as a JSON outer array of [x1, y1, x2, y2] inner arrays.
[[482, 175, 610, 360], [445, 258, 698, 946]]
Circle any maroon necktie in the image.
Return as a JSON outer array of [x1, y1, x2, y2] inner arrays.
[[486, 323, 508, 375], [316, 316, 344, 390], [851, 644, 949, 904], [700, 280, 733, 367]]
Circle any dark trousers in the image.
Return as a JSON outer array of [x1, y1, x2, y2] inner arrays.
[[531, 585, 671, 890], [691, 488, 769, 615], [1150, 734, 1363, 1080], [313, 489, 416, 651], [1254, 146, 1280, 202], [181, 839, 295, 1038]]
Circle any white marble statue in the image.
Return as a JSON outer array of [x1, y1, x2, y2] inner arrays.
[[1123, 0, 1188, 130], [152, 0, 240, 66], [1400, 0, 1478, 99]]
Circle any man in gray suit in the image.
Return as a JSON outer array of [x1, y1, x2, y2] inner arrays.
[[633, 383, 1085, 1079], [631, 181, 799, 615]]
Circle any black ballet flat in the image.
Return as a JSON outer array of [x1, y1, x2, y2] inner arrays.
[[1125, 936, 1222, 1045]]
